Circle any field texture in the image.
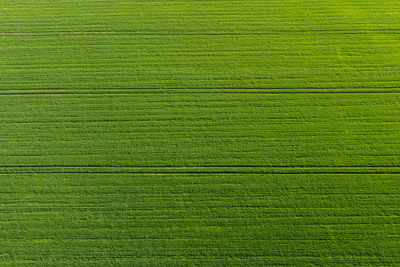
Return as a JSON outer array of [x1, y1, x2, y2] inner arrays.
[[1, 0, 400, 265]]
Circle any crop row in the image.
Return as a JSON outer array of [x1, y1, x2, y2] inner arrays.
[[0, 172, 399, 265]]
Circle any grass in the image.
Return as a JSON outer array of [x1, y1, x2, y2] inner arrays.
[[0, 93, 399, 167], [1, 0, 400, 265], [1, 171, 400, 265]]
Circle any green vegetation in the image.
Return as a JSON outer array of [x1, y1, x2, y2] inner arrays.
[[1, 171, 400, 265], [1, 0, 400, 265]]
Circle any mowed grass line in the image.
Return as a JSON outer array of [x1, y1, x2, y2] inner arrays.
[[0, 172, 399, 265], [2, 32, 400, 91], [1, 166, 400, 175], [0, 93, 399, 167], [1, 0, 400, 91]]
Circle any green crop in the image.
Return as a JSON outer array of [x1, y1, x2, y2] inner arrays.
[[1, 0, 399, 265]]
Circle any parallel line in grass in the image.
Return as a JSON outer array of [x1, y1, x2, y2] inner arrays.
[[1, 29, 400, 35], [1, 214, 399, 218], [2, 216, 398, 221], [2, 218, 400, 223], [3, 87, 400, 91], [1, 165, 399, 174], [3, 86, 400, 91], [0, 171, 400, 175], [0, 165, 399, 168], [0, 193, 398, 197], [2, 238, 398, 243], [0, 174, 400, 175], [8, 256, 399, 260], [1, 91, 400, 96]]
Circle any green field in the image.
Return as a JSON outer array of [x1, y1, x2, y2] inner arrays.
[[1, 0, 400, 265]]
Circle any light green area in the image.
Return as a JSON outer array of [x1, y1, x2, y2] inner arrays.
[[1, 0, 400, 91], [1, 0, 400, 265]]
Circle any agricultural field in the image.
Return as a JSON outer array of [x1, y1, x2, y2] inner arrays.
[[1, 0, 400, 265]]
